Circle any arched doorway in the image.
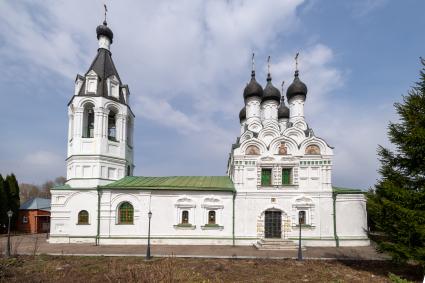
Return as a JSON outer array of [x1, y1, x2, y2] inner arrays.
[[264, 210, 282, 238]]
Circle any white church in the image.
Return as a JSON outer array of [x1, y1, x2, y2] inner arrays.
[[49, 19, 369, 247]]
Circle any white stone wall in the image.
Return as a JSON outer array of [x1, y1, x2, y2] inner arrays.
[[49, 189, 234, 245], [335, 194, 369, 246]]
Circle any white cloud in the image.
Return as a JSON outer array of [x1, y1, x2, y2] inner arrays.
[[0, 0, 392, 189], [272, 43, 344, 115], [134, 96, 201, 135], [23, 150, 63, 167]]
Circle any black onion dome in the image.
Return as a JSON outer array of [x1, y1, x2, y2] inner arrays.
[[278, 99, 290, 119], [262, 74, 281, 103], [96, 21, 114, 43], [239, 106, 246, 121], [243, 71, 263, 100], [286, 70, 307, 101]]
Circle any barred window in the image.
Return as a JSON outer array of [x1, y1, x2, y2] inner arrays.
[[298, 211, 306, 225], [208, 211, 216, 224], [118, 202, 134, 224], [108, 111, 117, 141], [182, 210, 189, 224], [82, 104, 95, 138], [78, 210, 89, 224]]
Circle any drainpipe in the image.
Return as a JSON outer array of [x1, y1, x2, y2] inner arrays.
[[332, 191, 339, 247], [232, 191, 236, 246], [96, 186, 101, 246]]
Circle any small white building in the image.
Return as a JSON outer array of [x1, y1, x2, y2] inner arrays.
[[49, 20, 369, 247]]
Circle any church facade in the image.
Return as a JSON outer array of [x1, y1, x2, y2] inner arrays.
[[49, 20, 369, 247]]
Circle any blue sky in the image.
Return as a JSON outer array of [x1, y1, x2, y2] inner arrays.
[[0, 0, 424, 189]]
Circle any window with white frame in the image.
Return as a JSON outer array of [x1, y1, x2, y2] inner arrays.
[[108, 76, 119, 99], [201, 196, 223, 228], [174, 196, 195, 227], [292, 196, 315, 227], [22, 216, 28, 224], [85, 71, 98, 94]]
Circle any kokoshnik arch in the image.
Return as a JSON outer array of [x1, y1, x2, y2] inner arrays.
[[49, 17, 369, 247]]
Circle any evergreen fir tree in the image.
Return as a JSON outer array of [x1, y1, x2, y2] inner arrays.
[[367, 58, 425, 266], [5, 174, 20, 230], [0, 174, 9, 233]]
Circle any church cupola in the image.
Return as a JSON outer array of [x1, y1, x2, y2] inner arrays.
[[278, 97, 290, 119], [244, 53, 263, 133], [287, 53, 307, 123], [96, 21, 113, 43], [286, 70, 307, 102], [96, 20, 113, 50], [243, 71, 263, 100], [262, 73, 281, 103], [278, 92, 290, 131]]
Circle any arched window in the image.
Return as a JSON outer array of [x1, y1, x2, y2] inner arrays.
[[78, 210, 89, 224], [298, 211, 306, 225], [305, 145, 320, 155], [127, 165, 131, 176], [82, 104, 95, 138], [181, 210, 189, 224], [208, 210, 216, 224], [108, 110, 117, 141], [246, 145, 260, 155], [118, 202, 134, 224]]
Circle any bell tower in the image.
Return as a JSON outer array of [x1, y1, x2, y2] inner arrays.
[[66, 18, 135, 188]]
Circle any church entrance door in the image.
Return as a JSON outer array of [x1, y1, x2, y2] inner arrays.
[[264, 210, 282, 238]]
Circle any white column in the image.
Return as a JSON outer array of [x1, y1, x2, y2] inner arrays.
[[102, 109, 110, 138], [74, 107, 84, 138], [94, 107, 103, 137], [67, 113, 74, 141]]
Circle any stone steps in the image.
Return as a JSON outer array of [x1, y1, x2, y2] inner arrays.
[[254, 239, 301, 250]]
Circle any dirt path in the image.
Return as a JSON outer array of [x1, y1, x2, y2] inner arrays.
[[0, 234, 389, 260]]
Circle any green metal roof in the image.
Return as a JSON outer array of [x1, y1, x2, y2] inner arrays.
[[332, 186, 365, 194], [50, 184, 72, 190], [100, 176, 235, 192]]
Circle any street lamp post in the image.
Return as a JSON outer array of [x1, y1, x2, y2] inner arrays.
[[146, 210, 152, 260], [6, 210, 13, 257], [297, 212, 303, 261]]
